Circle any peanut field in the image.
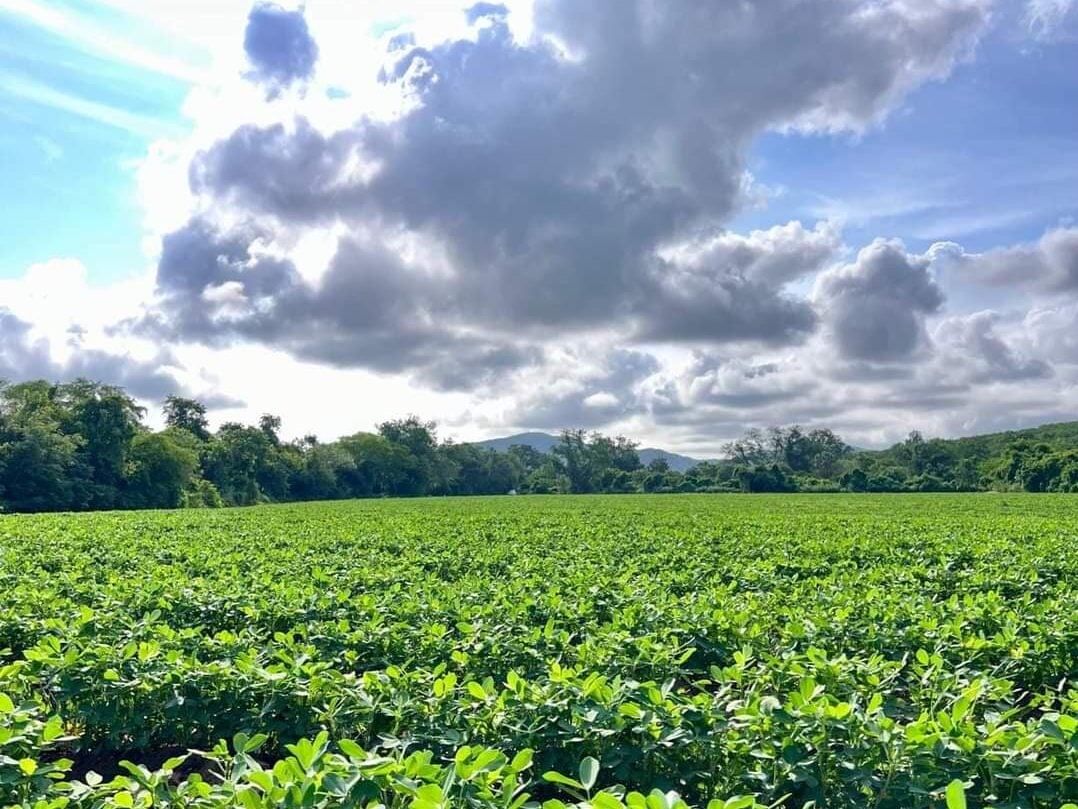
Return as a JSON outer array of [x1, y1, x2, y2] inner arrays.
[[1, 495, 1076, 808]]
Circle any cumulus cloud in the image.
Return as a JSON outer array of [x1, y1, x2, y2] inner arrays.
[[501, 349, 660, 430], [937, 226, 1078, 294], [144, 0, 991, 388], [932, 311, 1052, 383], [0, 310, 54, 381], [814, 239, 945, 363], [244, 3, 319, 93], [1019, 302, 1078, 364], [0, 308, 181, 401]]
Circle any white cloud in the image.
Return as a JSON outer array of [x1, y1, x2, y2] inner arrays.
[[0, 0, 211, 81], [0, 73, 183, 137], [1025, 0, 1076, 39]]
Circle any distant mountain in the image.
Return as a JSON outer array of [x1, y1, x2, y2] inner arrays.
[[471, 432, 705, 473], [474, 432, 561, 454], [637, 448, 705, 473]]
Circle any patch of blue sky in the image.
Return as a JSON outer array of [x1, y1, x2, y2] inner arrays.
[[370, 17, 412, 38], [0, 5, 193, 281], [734, 28, 1078, 257]]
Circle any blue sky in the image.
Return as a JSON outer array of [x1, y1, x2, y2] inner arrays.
[[1, 0, 1077, 451], [736, 23, 1078, 256], [0, 1, 198, 279]]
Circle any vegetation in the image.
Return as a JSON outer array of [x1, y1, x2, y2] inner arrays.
[[0, 494, 1075, 808], [1, 379, 1078, 515]]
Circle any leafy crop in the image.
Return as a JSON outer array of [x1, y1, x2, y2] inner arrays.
[[0, 494, 1076, 808]]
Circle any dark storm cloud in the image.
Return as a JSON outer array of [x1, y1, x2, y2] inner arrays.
[[815, 239, 945, 363], [151, 0, 990, 383], [244, 3, 319, 92], [1, 308, 182, 401]]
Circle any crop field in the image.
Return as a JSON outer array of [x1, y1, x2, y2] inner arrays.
[[1, 495, 1076, 808]]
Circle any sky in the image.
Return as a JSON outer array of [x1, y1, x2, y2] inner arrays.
[[1, 0, 1077, 455]]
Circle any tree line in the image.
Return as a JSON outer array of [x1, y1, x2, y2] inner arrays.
[[0, 378, 1075, 513]]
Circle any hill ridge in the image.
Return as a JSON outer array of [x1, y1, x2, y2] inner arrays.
[[471, 432, 705, 473]]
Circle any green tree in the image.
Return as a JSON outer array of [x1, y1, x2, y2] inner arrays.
[[124, 432, 198, 509], [723, 428, 771, 465], [0, 421, 80, 512], [58, 380, 144, 509], [202, 423, 289, 505], [378, 416, 440, 495], [163, 396, 211, 441], [0, 381, 83, 512], [553, 429, 593, 493], [337, 432, 411, 496], [507, 444, 547, 475], [259, 414, 283, 445], [289, 439, 353, 501]]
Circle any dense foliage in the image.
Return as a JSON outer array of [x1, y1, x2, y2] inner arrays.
[[2, 379, 1078, 514], [1, 495, 1076, 808]]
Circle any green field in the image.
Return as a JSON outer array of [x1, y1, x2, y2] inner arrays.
[[1, 495, 1076, 808]]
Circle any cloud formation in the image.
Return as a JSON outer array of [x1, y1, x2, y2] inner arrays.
[[1025, 0, 1076, 39], [815, 240, 945, 363], [939, 226, 1078, 294], [1, 308, 181, 401], [145, 0, 991, 388], [244, 3, 319, 93], [14, 0, 1071, 449], [932, 311, 1051, 384]]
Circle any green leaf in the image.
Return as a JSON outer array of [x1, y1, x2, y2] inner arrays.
[[466, 681, 488, 700], [236, 787, 262, 809], [510, 749, 534, 772], [338, 739, 365, 759], [417, 784, 444, 803], [579, 756, 600, 791], [248, 770, 274, 792], [945, 780, 966, 809], [244, 733, 270, 752], [592, 792, 625, 809], [543, 771, 585, 791], [161, 755, 188, 772], [0, 693, 13, 713], [828, 701, 852, 720], [42, 717, 65, 742]]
